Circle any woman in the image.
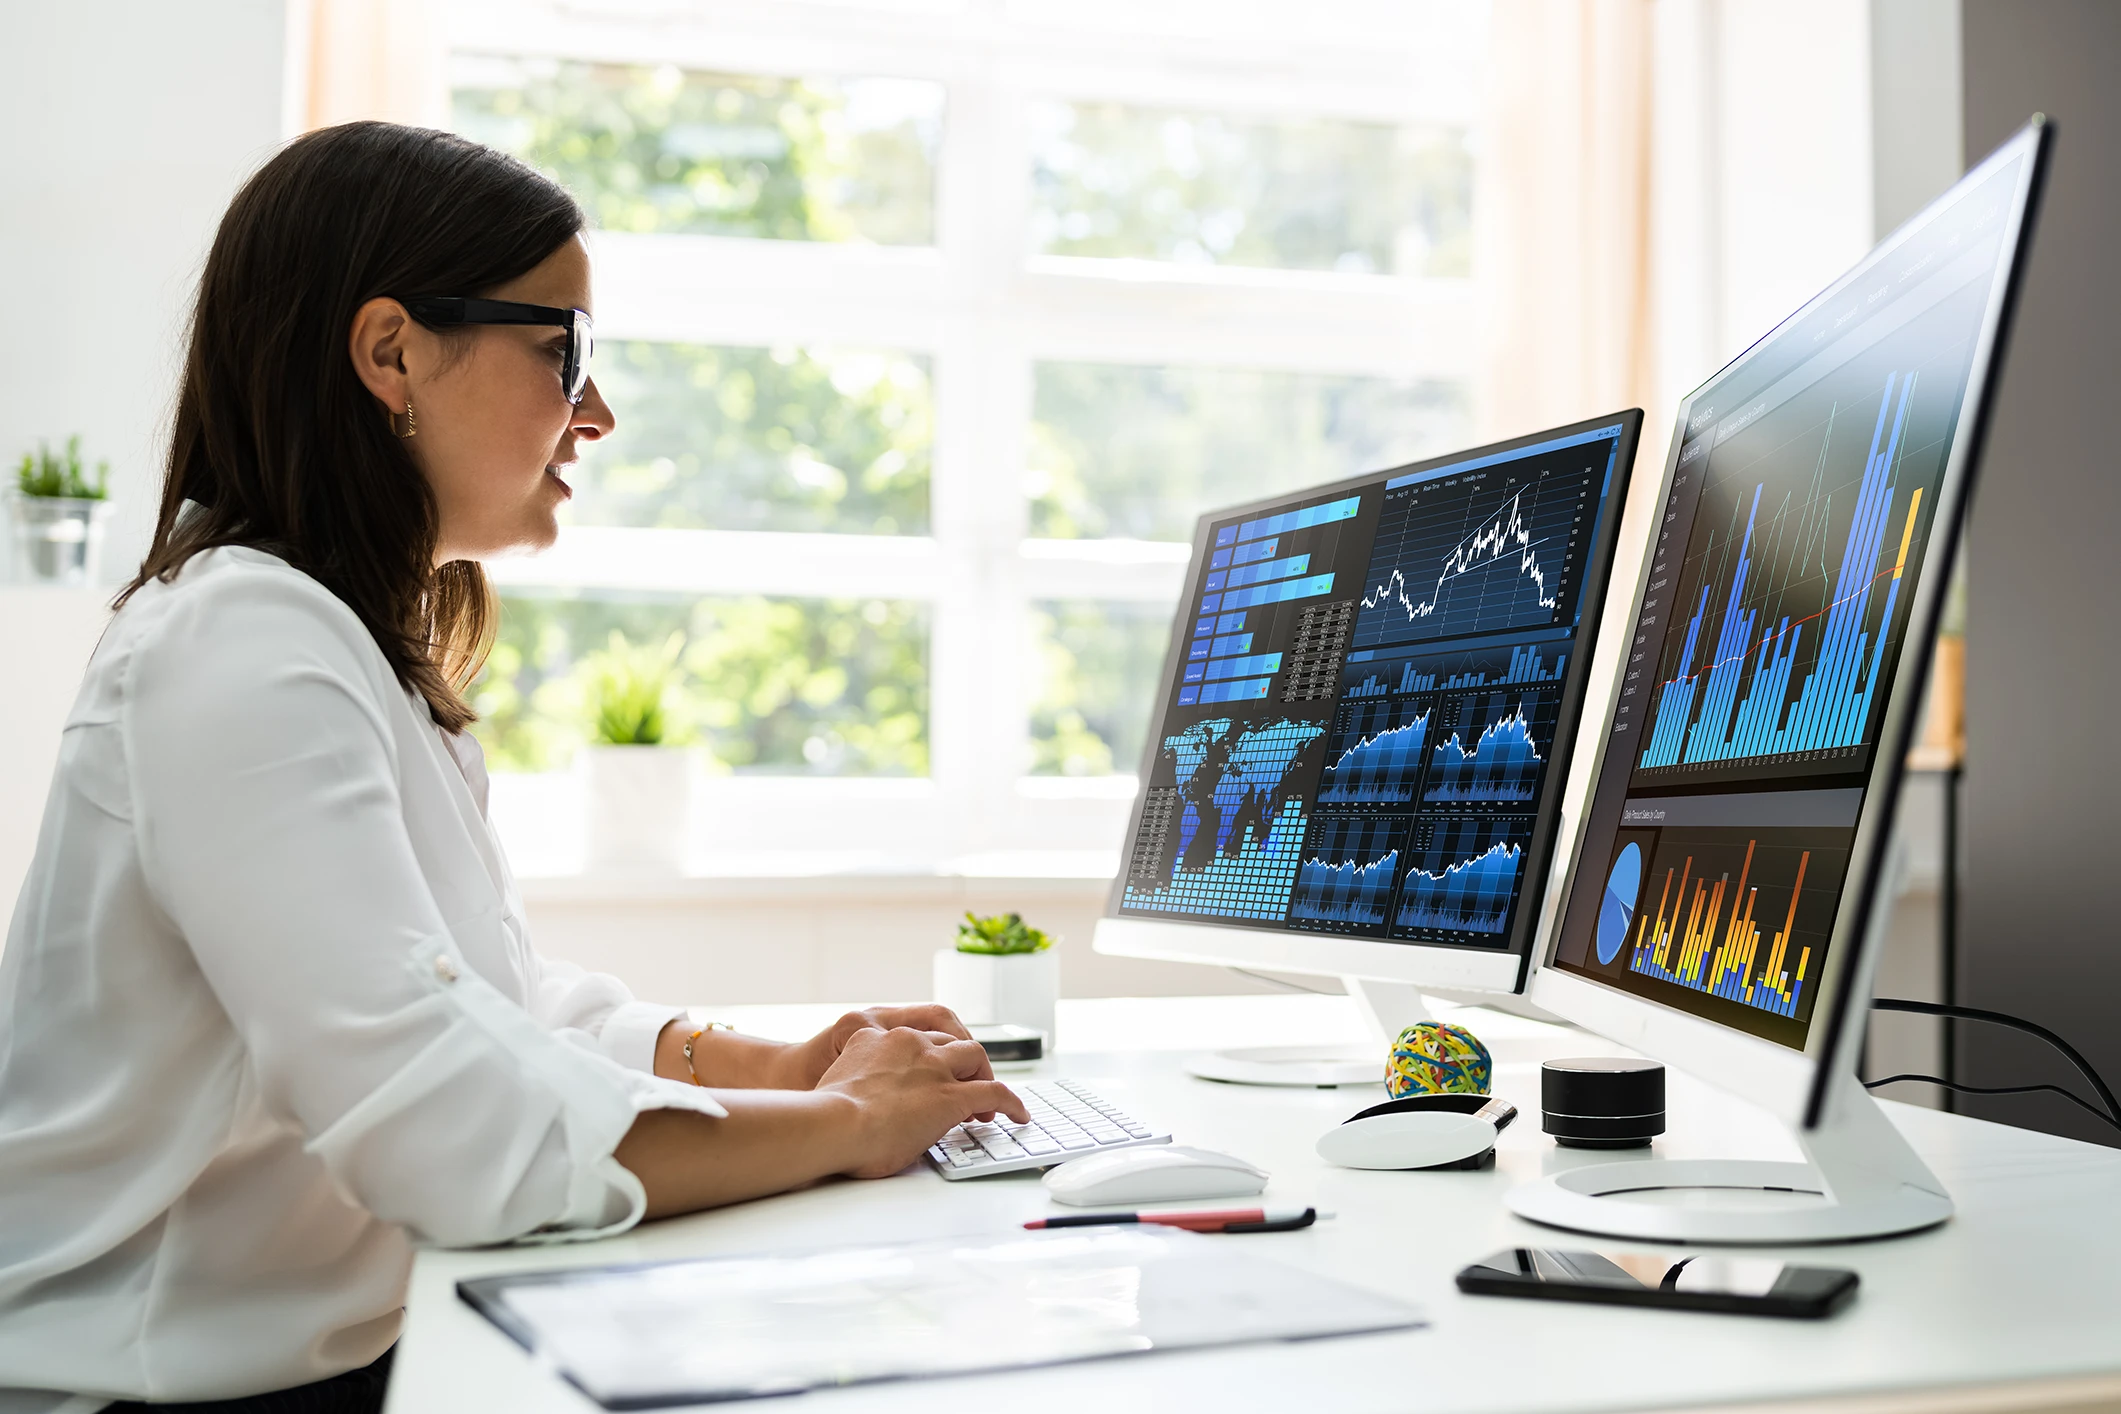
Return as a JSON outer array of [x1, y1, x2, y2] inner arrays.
[[0, 122, 1025, 1411]]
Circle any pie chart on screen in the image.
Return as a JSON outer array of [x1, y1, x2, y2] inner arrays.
[[1595, 842, 1641, 966]]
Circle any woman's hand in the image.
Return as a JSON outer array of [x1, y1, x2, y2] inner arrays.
[[619, 1020, 1025, 1218], [780, 1005, 982, 1091], [817, 1026, 1028, 1180], [657, 1005, 979, 1091]]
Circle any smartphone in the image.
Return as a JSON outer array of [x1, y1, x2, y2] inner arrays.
[[1457, 1248, 1858, 1318]]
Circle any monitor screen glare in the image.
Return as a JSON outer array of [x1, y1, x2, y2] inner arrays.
[[1112, 416, 1636, 969]]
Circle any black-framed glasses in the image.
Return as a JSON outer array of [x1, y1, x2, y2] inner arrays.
[[402, 296, 595, 404]]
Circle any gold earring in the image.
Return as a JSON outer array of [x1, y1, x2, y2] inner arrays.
[[390, 401, 418, 439]]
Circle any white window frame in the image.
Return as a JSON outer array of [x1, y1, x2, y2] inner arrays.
[[451, 0, 1488, 875]]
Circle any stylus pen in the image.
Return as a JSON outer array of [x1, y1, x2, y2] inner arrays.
[[1025, 1205, 1320, 1233]]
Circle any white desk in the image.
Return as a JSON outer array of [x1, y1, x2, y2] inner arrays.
[[386, 996, 2121, 1414]]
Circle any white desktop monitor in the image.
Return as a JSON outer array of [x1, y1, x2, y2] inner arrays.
[[1516, 119, 2051, 1243], [1093, 410, 1646, 1076]]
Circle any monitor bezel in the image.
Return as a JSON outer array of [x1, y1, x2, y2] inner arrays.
[[1527, 118, 2052, 1128], [1099, 408, 1645, 994]]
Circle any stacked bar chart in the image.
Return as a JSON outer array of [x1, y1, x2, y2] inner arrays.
[[1638, 372, 1930, 773], [1622, 832, 1844, 1020], [1289, 818, 1404, 927]]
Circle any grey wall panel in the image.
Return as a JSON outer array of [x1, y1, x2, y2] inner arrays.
[[1959, 0, 2121, 1147]]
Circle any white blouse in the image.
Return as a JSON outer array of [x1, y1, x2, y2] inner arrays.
[[0, 547, 725, 1408]]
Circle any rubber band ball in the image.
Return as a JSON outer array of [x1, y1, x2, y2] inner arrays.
[[1386, 1021, 1492, 1097]]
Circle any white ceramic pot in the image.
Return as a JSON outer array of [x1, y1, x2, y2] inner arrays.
[[583, 745, 690, 874], [933, 947, 1059, 1046]]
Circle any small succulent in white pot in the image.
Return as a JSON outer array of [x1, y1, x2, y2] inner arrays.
[[579, 630, 691, 875], [934, 912, 1059, 1047]]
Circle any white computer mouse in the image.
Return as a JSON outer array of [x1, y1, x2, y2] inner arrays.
[[1042, 1145, 1269, 1207], [1315, 1094, 1519, 1171]]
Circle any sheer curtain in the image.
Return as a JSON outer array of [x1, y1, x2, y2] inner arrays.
[[1474, 0, 1662, 443], [292, 0, 447, 131]]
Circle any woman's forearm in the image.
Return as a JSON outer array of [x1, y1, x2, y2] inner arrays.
[[616, 1089, 863, 1218], [652, 1020, 805, 1089]]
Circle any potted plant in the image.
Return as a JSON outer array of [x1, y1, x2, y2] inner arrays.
[[933, 911, 1059, 1046], [11, 437, 114, 586], [579, 630, 691, 875]]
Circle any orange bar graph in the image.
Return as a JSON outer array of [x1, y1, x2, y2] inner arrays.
[[1626, 842, 1819, 1019]]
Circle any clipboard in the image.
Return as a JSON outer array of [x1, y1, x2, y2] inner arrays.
[[459, 1226, 1423, 1407]]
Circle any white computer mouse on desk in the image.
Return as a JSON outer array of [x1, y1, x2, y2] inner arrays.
[[1043, 1145, 1269, 1207], [1315, 1094, 1519, 1171]]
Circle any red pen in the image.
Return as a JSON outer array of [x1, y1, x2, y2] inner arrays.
[[1024, 1204, 1320, 1233]]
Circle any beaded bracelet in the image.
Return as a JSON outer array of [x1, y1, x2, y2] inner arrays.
[[682, 1021, 734, 1085]]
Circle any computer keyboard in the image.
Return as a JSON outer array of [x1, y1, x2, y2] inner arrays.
[[928, 1079, 1171, 1180]]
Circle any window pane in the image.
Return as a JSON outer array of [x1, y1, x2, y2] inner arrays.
[[1029, 103, 1471, 276], [472, 592, 929, 775], [452, 56, 942, 244], [1028, 600, 1175, 776], [1028, 362, 1467, 542], [573, 341, 931, 534]]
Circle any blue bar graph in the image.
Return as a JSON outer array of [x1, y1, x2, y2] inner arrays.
[[1343, 642, 1570, 699], [1187, 677, 1272, 704], [1203, 653, 1282, 681], [1216, 572, 1336, 612], [1223, 553, 1311, 589], [1638, 372, 1926, 771], [1237, 495, 1361, 544]]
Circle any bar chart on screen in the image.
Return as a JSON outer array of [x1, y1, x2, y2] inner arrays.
[[1182, 495, 1363, 706], [1343, 641, 1569, 698], [1637, 372, 1935, 777], [1621, 829, 1850, 1021]]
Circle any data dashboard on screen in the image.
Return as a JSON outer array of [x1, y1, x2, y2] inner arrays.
[[1112, 413, 1640, 968], [1547, 152, 2032, 1049]]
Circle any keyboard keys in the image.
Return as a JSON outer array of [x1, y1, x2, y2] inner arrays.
[[930, 1080, 1162, 1176]]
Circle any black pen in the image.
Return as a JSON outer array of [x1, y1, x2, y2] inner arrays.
[[1025, 1204, 1321, 1233]]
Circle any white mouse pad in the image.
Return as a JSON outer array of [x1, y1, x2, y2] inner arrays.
[[461, 1228, 1424, 1407]]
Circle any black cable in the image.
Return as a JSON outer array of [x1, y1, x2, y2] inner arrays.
[[1863, 1074, 2121, 1133], [1870, 997, 2121, 1129]]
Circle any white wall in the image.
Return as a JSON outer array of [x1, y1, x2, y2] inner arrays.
[[0, 0, 290, 583], [0, 1, 288, 930]]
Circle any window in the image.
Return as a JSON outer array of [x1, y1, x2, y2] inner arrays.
[[449, 0, 1488, 873]]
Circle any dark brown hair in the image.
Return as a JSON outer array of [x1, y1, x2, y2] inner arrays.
[[121, 121, 585, 731]]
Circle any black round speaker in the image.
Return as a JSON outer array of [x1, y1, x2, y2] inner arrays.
[[1541, 1057, 1666, 1149]]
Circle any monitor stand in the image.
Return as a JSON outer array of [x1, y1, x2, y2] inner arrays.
[[1185, 978, 1448, 1087], [1504, 1069, 1954, 1243]]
